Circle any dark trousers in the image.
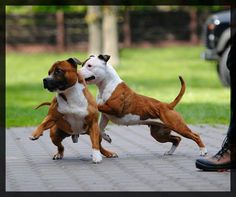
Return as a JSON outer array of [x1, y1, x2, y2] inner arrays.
[[227, 69, 236, 139], [230, 69, 236, 169], [227, 36, 236, 168], [226, 31, 236, 139]]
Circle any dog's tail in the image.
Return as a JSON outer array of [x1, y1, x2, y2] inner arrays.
[[168, 76, 186, 109], [34, 102, 51, 110]]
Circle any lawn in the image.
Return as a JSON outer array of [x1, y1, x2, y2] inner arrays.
[[6, 45, 230, 127]]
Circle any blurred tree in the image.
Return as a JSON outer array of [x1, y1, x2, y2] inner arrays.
[[122, 6, 131, 48], [86, 6, 119, 65], [102, 6, 119, 66], [86, 6, 102, 55], [189, 7, 198, 44], [56, 9, 65, 52]]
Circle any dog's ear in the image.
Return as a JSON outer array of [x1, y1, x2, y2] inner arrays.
[[98, 54, 110, 63], [81, 56, 94, 67], [67, 58, 82, 68]]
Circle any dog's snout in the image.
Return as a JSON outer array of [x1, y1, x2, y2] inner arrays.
[[43, 78, 47, 84], [43, 78, 48, 89], [43, 77, 59, 92]]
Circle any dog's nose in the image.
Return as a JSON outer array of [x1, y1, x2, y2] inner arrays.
[[43, 78, 48, 89]]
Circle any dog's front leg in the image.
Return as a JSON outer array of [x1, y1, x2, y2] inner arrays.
[[29, 115, 56, 140], [88, 122, 102, 163], [99, 113, 112, 143]]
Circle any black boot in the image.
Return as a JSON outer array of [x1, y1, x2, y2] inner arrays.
[[195, 137, 231, 171]]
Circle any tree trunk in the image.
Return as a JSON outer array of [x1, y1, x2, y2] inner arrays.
[[56, 10, 65, 52], [123, 6, 131, 48], [86, 6, 102, 55], [102, 6, 119, 66], [189, 8, 198, 44]]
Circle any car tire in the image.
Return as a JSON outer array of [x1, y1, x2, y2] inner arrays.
[[218, 47, 230, 87]]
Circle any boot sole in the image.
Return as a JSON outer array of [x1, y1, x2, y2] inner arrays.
[[196, 160, 231, 171]]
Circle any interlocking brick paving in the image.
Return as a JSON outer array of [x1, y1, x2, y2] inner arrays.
[[6, 124, 230, 191]]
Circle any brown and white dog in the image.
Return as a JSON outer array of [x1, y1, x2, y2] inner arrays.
[[79, 55, 208, 156], [29, 58, 117, 163]]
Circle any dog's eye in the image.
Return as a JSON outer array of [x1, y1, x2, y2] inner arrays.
[[87, 64, 92, 68], [54, 69, 62, 75]]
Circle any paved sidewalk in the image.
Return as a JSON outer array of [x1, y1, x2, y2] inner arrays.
[[6, 124, 230, 191]]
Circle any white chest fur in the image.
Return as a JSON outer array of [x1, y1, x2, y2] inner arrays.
[[57, 82, 88, 134], [97, 83, 118, 105], [97, 65, 123, 105]]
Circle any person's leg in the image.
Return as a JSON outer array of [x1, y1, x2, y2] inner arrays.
[[195, 71, 233, 171], [227, 31, 236, 140], [195, 33, 236, 171], [229, 66, 236, 169]]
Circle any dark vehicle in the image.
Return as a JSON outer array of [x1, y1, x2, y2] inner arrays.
[[202, 10, 231, 86]]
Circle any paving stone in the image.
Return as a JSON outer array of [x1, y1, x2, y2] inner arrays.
[[6, 124, 230, 191]]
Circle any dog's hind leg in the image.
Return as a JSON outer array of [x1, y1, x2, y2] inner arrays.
[[150, 125, 181, 155], [50, 126, 70, 160], [99, 113, 112, 143], [159, 109, 207, 156]]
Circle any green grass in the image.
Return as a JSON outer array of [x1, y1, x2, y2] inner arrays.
[[6, 46, 230, 127]]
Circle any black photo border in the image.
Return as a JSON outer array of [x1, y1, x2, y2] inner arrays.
[[1, 1, 236, 197]]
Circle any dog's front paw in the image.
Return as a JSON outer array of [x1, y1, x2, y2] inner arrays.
[[53, 152, 64, 160], [29, 132, 43, 141], [92, 149, 102, 164], [107, 152, 118, 158], [29, 135, 39, 141], [102, 133, 112, 143], [199, 147, 208, 156]]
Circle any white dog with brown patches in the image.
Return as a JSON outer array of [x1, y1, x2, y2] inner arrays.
[[79, 55, 207, 156]]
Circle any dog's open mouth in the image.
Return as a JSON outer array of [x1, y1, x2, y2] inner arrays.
[[85, 76, 95, 81]]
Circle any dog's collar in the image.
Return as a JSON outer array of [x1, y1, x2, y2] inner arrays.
[[59, 93, 68, 102]]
